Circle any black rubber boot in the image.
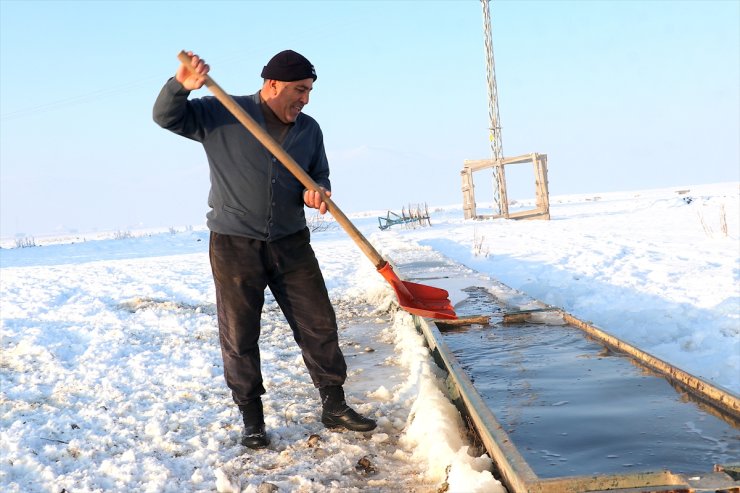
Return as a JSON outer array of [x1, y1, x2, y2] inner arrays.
[[238, 398, 269, 449], [320, 386, 377, 432]]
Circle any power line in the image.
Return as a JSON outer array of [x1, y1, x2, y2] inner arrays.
[[0, 75, 163, 122]]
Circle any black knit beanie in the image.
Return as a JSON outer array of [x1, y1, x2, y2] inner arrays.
[[261, 50, 317, 82]]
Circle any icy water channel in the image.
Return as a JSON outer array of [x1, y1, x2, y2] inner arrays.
[[444, 288, 740, 479]]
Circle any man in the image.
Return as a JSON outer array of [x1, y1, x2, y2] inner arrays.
[[153, 50, 376, 449]]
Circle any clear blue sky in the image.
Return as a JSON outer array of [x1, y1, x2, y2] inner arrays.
[[1, 0, 738, 237]]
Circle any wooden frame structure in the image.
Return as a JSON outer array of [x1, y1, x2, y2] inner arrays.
[[461, 152, 550, 220]]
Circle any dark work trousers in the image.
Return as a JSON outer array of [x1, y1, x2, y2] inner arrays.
[[209, 228, 347, 406]]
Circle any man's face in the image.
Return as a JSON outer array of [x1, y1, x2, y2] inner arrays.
[[267, 78, 314, 123]]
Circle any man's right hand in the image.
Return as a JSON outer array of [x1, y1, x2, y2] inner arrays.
[[176, 51, 210, 91]]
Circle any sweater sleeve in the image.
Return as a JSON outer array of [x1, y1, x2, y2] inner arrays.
[[152, 77, 207, 142]]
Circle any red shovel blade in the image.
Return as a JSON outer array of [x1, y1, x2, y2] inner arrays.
[[378, 262, 457, 320]]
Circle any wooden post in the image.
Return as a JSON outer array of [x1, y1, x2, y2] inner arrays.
[[461, 167, 477, 219], [534, 154, 550, 218]]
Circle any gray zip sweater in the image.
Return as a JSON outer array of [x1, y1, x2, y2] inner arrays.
[[153, 77, 331, 241]]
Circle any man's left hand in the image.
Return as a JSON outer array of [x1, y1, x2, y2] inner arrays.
[[304, 188, 331, 214]]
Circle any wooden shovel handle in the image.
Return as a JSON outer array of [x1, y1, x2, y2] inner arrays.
[[177, 50, 385, 269]]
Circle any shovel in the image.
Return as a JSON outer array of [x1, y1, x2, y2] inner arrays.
[[176, 51, 457, 320]]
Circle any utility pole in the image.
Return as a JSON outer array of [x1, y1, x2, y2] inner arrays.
[[481, 0, 507, 215]]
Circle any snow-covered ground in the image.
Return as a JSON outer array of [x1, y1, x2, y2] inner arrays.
[[1, 182, 738, 492]]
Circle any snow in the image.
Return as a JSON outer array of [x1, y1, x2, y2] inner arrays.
[[1, 182, 738, 492]]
